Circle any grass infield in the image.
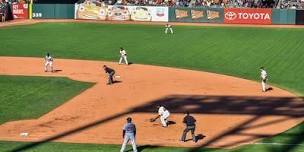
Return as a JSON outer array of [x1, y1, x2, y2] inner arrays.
[[0, 75, 93, 125], [0, 22, 304, 152]]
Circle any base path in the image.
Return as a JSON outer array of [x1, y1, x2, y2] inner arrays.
[[0, 56, 303, 149]]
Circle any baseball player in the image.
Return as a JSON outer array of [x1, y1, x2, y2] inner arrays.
[[120, 117, 137, 152], [151, 105, 170, 127], [165, 24, 173, 34], [180, 111, 197, 142], [119, 47, 128, 65], [44, 52, 54, 72], [260, 67, 268, 92], [103, 65, 115, 85]]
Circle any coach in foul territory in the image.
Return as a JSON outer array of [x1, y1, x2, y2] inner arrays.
[[120, 117, 137, 152]]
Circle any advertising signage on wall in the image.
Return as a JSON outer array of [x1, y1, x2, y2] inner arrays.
[[12, 3, 28, 19], [224, 8, 272, 24], [170, 7, 223, 23], [75, 1, 168, 22]]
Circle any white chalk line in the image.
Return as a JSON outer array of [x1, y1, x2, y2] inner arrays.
[[251, 142, 304, 147]]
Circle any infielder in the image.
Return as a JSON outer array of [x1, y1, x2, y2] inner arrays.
[[151, 105, 170, 127], [103, 65, 115, 85], [119, 47, 128, 65], [260, 67, 268, 92], [120, 117, 137, 152], [165, 24, 173, 34], [44, 52, 54, 72]]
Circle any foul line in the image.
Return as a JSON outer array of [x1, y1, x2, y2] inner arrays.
[[252, 142, 304, 147]]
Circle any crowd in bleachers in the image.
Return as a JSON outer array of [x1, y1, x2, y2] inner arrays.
[[83, 0, 304, 8], [278, 0, 304, 8], [0, 0, 7, 22]]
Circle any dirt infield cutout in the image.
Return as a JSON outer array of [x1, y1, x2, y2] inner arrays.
[[0, 56, 303, 150]]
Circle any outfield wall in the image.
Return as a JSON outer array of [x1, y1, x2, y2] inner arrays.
[[74, 4, 168, 22], [168, 7, 223, 23], [7, 2, 304, 25], [32, 4, 74, 19], [272, 9, 296, 24]]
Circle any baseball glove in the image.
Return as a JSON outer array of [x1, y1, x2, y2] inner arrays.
[[150, 118, 156, 122]]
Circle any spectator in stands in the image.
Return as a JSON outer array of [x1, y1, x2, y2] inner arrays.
[[0, 0, 6, 22]]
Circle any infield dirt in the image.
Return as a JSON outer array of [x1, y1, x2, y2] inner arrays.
[[0, 56, 303, 148]]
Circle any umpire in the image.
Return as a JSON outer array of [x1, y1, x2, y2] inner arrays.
[[103, 65, 115, 85], [180, 111, 197, 142]]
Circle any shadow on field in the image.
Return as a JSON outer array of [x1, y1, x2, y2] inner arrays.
[[126, 145, 159, 152], [7, 95, 304, 152]]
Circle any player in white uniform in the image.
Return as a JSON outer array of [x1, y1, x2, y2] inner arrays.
[[260, 67, 268, 92], [119, 47, 128, 65], [44, 53, 54, 72], [151, 105, 170, 127], [165, 24, 173, 34], [120, 117, 137, 152]]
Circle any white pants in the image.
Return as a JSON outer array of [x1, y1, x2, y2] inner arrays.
[[45, 61, 53, 72], [165, 27, 173, 34], [120, 133, 137, 152], [119, 55, 128, 65], [160, 111, 170, 127], [262, 80, 267, 92]]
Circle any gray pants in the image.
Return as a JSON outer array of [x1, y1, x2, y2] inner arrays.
[[107, 71, 115, 84], [120, 133, 137, 152], [181, 125, 196, 142]]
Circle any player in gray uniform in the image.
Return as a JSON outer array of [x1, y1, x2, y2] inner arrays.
[[119, 47, 128, 65], [44, 52, 54, 72], [120, 117, 137, 152]]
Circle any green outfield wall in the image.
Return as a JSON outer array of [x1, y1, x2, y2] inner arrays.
[[296, 10, 304, 25], [29, 3, 303, 25], [168, 7, 224, 23], [272, 9, 296, 24], [32, 4, 74, 19]]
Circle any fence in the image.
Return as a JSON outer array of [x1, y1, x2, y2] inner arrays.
[[32, 4, 74, 19], [5, 2, 304, 25], [168, 7, 223, 23]]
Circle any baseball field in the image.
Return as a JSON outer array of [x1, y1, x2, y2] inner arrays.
[[0, 20, 304, 152]]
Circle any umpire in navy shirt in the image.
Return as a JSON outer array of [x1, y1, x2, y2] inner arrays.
[[180, 111, 197, 142]]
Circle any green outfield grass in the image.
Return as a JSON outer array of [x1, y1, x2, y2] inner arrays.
[[0, 22, 304, 152], [0, 75, 93, 125], [0, 141, 226, 152]]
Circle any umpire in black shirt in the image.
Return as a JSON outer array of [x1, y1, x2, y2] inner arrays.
[[103, 65, 115, 85], [180, 111, 197, 142]]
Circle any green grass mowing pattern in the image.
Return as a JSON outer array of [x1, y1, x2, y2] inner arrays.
[[231, 121, 304, 152], [0, 141, 227, 152], [1, 23, 304, 94], [1, 23, 304, 151], [0, 75, 93, 125]]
